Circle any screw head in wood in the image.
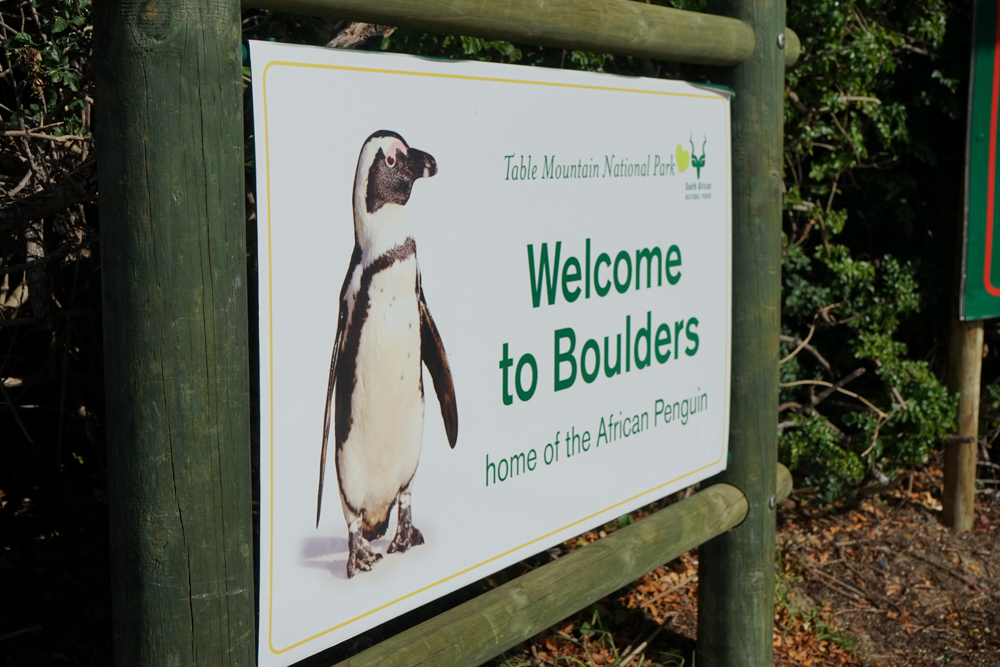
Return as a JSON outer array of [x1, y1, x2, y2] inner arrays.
[[768, 494, 777, 510], [777, 33, 786, 50]]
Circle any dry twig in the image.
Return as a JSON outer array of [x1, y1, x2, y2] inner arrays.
[[780, 379, 887, 418]]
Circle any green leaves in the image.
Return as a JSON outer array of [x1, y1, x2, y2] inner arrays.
[[2, 0, 91, 122], [779, 0, 959, 501], [4, 31, 36, 48], [779, 237, 956, 497]]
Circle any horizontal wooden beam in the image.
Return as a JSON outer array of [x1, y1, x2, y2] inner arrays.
[[243, 0, 800, 67], [332, 463, 792, 667]]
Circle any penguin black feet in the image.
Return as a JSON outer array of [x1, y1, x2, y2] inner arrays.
[[346, 516, 382, 579], [346, 540, 382, 578], [387, 488, 424, 554], [387, 524, 424, 554]]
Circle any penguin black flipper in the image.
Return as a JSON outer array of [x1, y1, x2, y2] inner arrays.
[[318, 245, 362, 528], [417, 276, 458, 448]]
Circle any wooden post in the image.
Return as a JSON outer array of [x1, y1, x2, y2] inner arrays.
[[942, 317, 984, 531], [697, 0, 784, 664], [93, 0, 255, 663]]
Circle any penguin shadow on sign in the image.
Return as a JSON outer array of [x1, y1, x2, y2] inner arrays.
[[300, 536, 351, 580], [314, 130, 460, 581], [299, 534, 392, 581]]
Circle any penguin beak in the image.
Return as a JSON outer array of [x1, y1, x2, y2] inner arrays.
[[403, 148, 437, 181]]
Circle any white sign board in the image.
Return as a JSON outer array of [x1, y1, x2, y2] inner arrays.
[[251, 41, 732, 667]]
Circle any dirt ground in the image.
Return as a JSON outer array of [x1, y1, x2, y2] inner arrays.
[[770, 460, 1000, 667], [489, 457, 1000, 667]]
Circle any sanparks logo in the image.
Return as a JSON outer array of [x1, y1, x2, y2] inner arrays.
[[676, 135, 707, 179], [680, 134, 713, 201]]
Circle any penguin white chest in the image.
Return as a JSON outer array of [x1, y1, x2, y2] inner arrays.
[[339, 256, 424, 520]]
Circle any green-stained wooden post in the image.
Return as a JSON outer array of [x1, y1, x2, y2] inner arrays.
[[697, 0, 784, 664], [943, 318, 984, 531], [93, 0, 255, 663]]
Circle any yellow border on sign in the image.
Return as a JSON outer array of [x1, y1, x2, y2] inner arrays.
[[261, 57, 731, 656]]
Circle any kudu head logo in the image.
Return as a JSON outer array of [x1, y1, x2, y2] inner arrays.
[[690, 134, 706, 179]]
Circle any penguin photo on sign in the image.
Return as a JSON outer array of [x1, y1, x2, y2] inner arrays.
[[316, 130, 459, 579]]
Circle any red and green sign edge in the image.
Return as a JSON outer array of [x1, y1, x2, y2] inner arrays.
[[963, 0, 1000, 319]]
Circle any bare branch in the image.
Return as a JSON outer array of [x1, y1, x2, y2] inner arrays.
[[810, 367, 866, 407], [779, 333, 833, 376], [1, 129, 93, 143], [780, 379, 887, 419], [841, 95, 881, 105], [327, 23, 395, 49], [0, 165, 96, 234], [780, 318, 818, 365], [0, 234, 99, 276]]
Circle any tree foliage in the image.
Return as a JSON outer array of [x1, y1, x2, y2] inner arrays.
[[1, 0, 101, 464], [778, 0, 966, 500], [1, 1, 106, 663]]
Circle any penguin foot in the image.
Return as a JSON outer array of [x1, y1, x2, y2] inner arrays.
[[387, 524, 424, 554], [346, 540, 382, 578]]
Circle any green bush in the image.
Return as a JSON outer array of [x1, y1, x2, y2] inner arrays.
[[778, 0, 963, 500]]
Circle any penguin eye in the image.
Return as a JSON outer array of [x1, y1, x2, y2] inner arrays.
[[385, 154, 396, 167]]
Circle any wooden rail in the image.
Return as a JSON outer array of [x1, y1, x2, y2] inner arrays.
[[242, 0, 801, 67], [332, 464, 792, 667]]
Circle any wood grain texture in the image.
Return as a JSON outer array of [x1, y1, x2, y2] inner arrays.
[[943, 317, 983, 532], [696, 0, 785, 664], [93, 0, 255, 663], [241, 0, 800, 67], [332, 466, 792, 667], [242, 0, 755, 66]]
